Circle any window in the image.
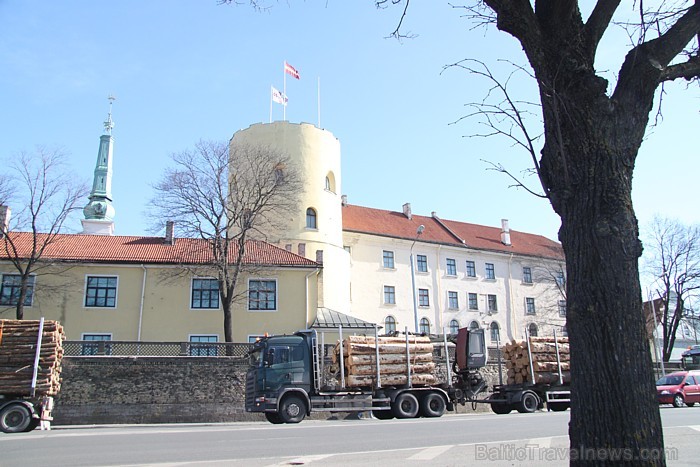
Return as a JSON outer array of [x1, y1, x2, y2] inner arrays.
[[191, 278, 219, 309], [528, 323, 538, 337], [417, 254, 428, 272], [418, 288, 430, 307], [384, 316, 396, 335], [469, 320, 480, 331], [485, 263, 495, 280], [558, 300, 567, 317], [560, 325, 568, 337], [248, 280, 277, 311], [448, 291, 459, 310], [525, 297, 536, 315], [449, 319, 460, 335], [306, 208, 317, 229], [487, 294, 498, 312], [446, 258, 457, 276], [523, 267, 532, 284], [466, 260, 476, 278], [468, 293, 478, 310], [384, 286, 396, 305], [383, 250, 395, 269], [325, 176, 331, 191], [81, 334, 112, 355], [0, 274, 34, 306], [85, 276, 117, 308], [490, 322, 500, 343], [556, 271, 566, 287], [190, 335, 219, 356], [419, 318, 430, 335]]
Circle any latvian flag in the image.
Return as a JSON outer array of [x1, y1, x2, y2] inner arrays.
[[284, 61, 300, 80]]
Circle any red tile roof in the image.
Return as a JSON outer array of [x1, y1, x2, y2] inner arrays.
[[342, 204, 564, 260], [1, 232, 320, 267]]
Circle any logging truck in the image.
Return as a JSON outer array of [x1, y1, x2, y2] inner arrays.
[[245, 326, 570, 423], [0, 318, 64, 433]]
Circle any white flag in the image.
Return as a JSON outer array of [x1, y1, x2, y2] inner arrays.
[[271, 86, 288, 106]]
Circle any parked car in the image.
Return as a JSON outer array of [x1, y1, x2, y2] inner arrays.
[[656, 371, 700, 407]]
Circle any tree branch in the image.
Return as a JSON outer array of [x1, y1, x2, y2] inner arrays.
[[583, 0, 621, 59]]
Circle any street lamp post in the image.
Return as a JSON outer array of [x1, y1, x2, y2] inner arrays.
[[410, 225, 425, 334]]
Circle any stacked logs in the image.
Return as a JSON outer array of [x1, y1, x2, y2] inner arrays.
[[334, 335, 436, 387], [0, 319, 65, 396], [503, 336, 570, 385]]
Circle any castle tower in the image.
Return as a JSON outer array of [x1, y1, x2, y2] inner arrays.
[[230, 121, 351, 315], [82, 96, 116, 235]]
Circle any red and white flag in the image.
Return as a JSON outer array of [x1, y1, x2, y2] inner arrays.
[[284, 61, 300, 80], [271, 86, 288, 106]]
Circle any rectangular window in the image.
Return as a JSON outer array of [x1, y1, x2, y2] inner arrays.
[[0, 274, 34, 306], [191, 278, 220, 309], [248, 280, 277, 311], [468, 292, 478, 310], [558, 300, 567, 317], [85, 276, 117, 308], [417, 255, 428, 272], [526, 297, 536, 315], [556, 271, 566, 287], [418, 288, 430, 307], [81, 334, 112, 355], [446, 258, 457, 276], [466, 260, 476, 278], [448, 291, 459, 310], [485, 263, 495, 280], [383, 250, 395, 269], [190, 335, 219, 356], [384, 285, 396, 305], [487, 294, 498, 312], [523, 267, 532, 284]]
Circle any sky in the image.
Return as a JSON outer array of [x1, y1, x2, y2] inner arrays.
[[1, 1, 698, 253]]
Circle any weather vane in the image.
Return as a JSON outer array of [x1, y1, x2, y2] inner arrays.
[[104, 94, 116, 135]]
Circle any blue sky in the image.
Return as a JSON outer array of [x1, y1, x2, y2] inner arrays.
[[1, 1, 698, 248]]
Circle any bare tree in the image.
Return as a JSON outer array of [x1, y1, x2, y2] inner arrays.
[[0, 147, 88, 319], [149, 140, 301, 342], [644, 216, 700, 361]]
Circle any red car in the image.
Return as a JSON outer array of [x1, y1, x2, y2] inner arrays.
[[656, 371, 700, 407]]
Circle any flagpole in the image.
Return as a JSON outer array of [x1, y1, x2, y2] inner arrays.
[[283, 61, 287, 121], [269, 86, 273, 123], [317, 76, 321, 128]]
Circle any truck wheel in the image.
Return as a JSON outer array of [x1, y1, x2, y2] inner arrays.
[[279, 396, 306, 423], [0, 404, 32, 434], [392, 393, 419, 419], [264, 412, 285, 424], [491, 403, 512, 415], [672, 394, 684, 408], [517, 392, 539, 413], [421, 393, 446, 418], [372, 410, 394, 420]]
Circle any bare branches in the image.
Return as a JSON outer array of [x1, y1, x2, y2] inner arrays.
[[375, 0, 416, 40]]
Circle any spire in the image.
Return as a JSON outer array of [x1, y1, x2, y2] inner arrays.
[[82, 95, 116, 235]]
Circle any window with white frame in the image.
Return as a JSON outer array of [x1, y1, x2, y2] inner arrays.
[[419, 317, 430, 335], [560, 325, 569, 337], [85, 276, 117, 308], [383, 285, 396, 305], [446, 258, 457, 276], [468, 292, 478, 310], [556, 271, 566, 287], [449, 319, 460, 335], [448, 291, 459, 310], [248, 280, 277, 311], [487, 294, 498, 312], [490, 322, 500, 343], [466, 260, 476, 278], [523, 267, 533, 284], [190, 335, 219, 356], [469, 320, 480, 331], [191, 278, 220, 309], [525, 297, 536, 315], [558, 300, 567, 317], [382, 250, 395, 269], [485, 263, 495, 280], [81, 334, 112, 355], [418, 288, 430, 307], [384, 315, 396, 335], [417, 254, 428, 273], [0, 274, 34, 306], [528, 322, 539, 337]]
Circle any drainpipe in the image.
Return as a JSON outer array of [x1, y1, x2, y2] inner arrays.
[[435, 244, 443, 333], [506, 253, 515, 341], [138, 265, 147, 341], [305, 269, 320, 327]]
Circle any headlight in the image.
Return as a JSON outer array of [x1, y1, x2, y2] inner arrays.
[[660, 390, 671, 395]]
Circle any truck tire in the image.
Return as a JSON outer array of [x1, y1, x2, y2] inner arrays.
[[279, 395, 306, 423], [490, 403, 512, 415], [0, 404, 32, 434], [372, 409, 394, 420], [516, 392, 539, 414], [420, 392, 446, 418], [264, 412, 285, 424], [392, 393, 419, 419]]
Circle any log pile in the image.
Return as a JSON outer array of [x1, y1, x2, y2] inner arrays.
[[0, 319, 65, 397], [502, 336, 570, 385], [333, 335, 436, 387]]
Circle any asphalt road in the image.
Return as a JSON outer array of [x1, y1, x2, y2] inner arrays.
[[0, 408, 698, 466]]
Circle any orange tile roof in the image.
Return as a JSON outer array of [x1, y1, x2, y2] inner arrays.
[[1, 232, 320, 267], [342, 204, 564, 260]]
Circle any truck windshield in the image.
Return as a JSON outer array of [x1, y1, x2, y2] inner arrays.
[[249, 348, 263, 368]]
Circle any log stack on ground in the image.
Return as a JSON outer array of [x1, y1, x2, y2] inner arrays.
[[502, 336, 570, 385], [334, 335, 436, 387], [0, 319, 65, 397]]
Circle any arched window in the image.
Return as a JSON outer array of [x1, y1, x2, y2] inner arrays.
[[419, 317, 430, 335], [490, 322, 500, 343], [325, 171, 336, 193], [469, 320, 480, 331], [449, 319, 459, 335], [306, 208, 317, 229], [384, 316, 396, 335], [528, 322, 538, 337]]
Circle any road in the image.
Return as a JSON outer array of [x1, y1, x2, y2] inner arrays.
[[1, 408, 698, 466]]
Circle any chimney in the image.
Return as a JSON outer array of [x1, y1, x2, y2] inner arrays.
[[341, 195, 348, 206], [285, 244, 292, 252], [298, 242, 306, 257], [500, 219, 511, 246], [0, 205, 10, 238], [403, 203, 412, 220], [315, 250, 324, 265], [164, 221, 175, 245]]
